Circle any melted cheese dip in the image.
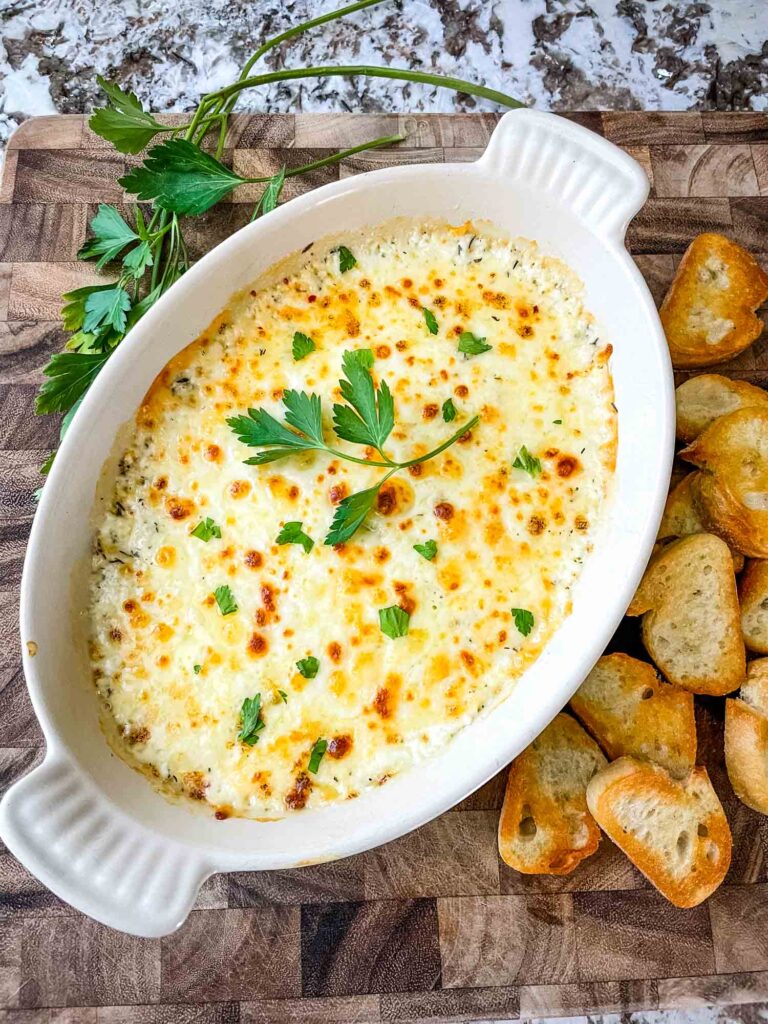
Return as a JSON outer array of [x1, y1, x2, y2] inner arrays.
[[89, 219, 616, 818]]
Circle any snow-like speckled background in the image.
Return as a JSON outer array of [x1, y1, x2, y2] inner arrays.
[[1, 0, 767, 150]]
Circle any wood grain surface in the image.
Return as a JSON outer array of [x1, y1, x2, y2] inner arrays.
[[1, 111, 768, 1024]]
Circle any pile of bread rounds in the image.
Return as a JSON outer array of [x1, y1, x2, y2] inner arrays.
[[498, 233, 768, 908]]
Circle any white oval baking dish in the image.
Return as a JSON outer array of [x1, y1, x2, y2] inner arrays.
[[0, 110, 673, 937]]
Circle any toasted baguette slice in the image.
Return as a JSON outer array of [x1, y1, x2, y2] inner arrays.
[[627, 534, 745, 695], [676, 375, 768, 443], [725, 658, 768, 814], [740, 559, 768, 654], [681, 407, 768, 558], [587, 758, 732, 907], [570, 653, 696, 776], [660, 233, 768, 369], [498, 713, 606, 875], [658, 472, 744, 571]]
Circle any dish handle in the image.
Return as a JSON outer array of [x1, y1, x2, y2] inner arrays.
[[478, 109, 650, 242], [0, 746, 213, 937]]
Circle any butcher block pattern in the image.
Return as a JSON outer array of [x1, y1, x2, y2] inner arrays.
[[1, 111, 768, 1023]]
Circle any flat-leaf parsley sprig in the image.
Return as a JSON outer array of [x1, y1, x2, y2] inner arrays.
[[227, 349, 479, 544], [34, 0, 523, 493]]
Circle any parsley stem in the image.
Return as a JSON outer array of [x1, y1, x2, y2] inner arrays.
[[201, 65, 525, 112], [395, 416, 480, 469], [241, 133, 405, 184]]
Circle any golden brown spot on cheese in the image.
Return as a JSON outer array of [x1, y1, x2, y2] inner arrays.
[[423, 403, 439, 420], [528, 514, 546, 535], [374, 687, 392, 719], [183, 771, 207, 801], [556, 455, 580, 478], [229, 479, 251, 499], [244, 550, 263, 569], [575, 514, 589, 531], [154, 622, 174, 642], [375, 344, 391, 358], [285, 773, 312, 810], [155, 546, 176, 568], [408, 463, 423, 478], [517, 324, 534, 338], [247, 633, 268, 658], [393, 581, 417, 616], [215, 808, 231, 820], [401, 277, 413, 289], [261, 583, 277, 613], [328, 734, 353, 759], [166, 496, 195, 521], [482, 290, 510, 309], [109, 627, 122, 642], [455, 384, 469, 398], [328, 641, 343, 663], [126, 726, 149, 746], [373, 547, 390, 564], [205, 444, 222, 462], [376, 478, 414, 517], [434, 501, 454, 521]]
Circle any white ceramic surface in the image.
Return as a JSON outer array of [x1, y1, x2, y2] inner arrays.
[[0, 110, 674, 937]]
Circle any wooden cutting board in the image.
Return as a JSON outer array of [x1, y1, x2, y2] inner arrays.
[[1, 111, 768, 1022]]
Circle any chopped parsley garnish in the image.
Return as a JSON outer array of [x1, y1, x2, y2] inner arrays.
[[308, 737, 328, 773], [336, 246, 357, 273], [191, 517, 221, 542], [276, 521, 314, 554], [296, 655, 320, 679], [278, 689, 288, 703], [292, 331, 316, 361], [442, 398, 457, 422], [553, 419, 562, 424], [458, 331, 492, 356], [214, 585, 238, 616], [422, 307, 438, 335], [379, 604, 410, 639], [238, 693, 265, 745], [193, 664, 202, 674], [413, 539, 438, 561], [512, 445, 542, 478], [512, 607, 534, 636]]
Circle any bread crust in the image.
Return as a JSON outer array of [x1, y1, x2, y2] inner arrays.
[[725, 698, 768, 815], [570, 653, 696, 776], [660, 233, 768, 369], [682, 408, 768, 558], [586, 757, 732, 908], [740, 559, 768, 654], [676, 375, 768, 443], [627, 534, 746, 695], [498, 713, 606, 875], [658, 473, 744, 571]]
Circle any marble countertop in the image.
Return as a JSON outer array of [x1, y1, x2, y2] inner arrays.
[[1, 0, 767, 149]]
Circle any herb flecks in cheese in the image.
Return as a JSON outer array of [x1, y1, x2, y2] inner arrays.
[[88, 218, 616, 819]]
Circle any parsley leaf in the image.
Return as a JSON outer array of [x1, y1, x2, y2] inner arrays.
[[35, 351, 109, 415], [422, 307, 438, 335], [238, 694, 265, 745], [296, 656, 320, 679], [278, 689, 288, 703], [191, 517, 221, 542], [512, 607, 534, 636], [379, 605, 410, 639], [413, 539, 438, 561], [123, 240, 154, 278], [193, 664, 202, 675], [276, 521, 314, 554], [333, 348, 394, 452], [252, 166, 286, 220], [89, 76, 166, 154], [61, 284, 117, 333], [512, 445, 542, 478], [120, 139, 245, 216], [553, 419, 562, 425], [458, 332, 492, 356], [308, 737, 328, 773], [282, 390, 324, 445], [83, 285, 132, 334], [78, 204, 139, 269], [324, 482, 381, 546], [292, 331, 316, 361], [214, 585, 238, 616], [336, 246, 357, 273], [442, 398, 457, 422], [228, 403, 320, 464]]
